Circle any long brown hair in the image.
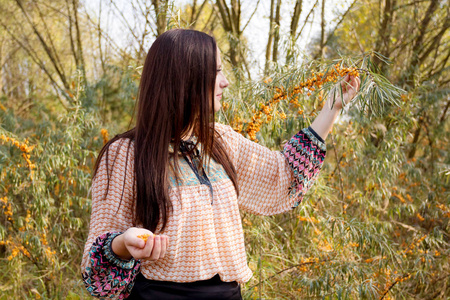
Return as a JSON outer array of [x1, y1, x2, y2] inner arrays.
[[92, 29, 239, 233]]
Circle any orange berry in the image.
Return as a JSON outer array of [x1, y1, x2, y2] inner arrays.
[[137, 234, 151, 242]]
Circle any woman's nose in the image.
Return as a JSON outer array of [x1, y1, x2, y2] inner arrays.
[[220, 75, 229, 88]]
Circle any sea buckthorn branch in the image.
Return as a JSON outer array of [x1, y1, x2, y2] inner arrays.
[[101, 128, 109, 145], [330, 134, 345, 201], [0, 134, 36, 176], [40, 230, 57, 265], [239, 60, 404, 142], [379, 273, 414, 300], [399, 234, 427, 257], [375, 234, 431, 298], [18, 210, 31, 232], [1, 196, 13, 223], [0, 198, 54, 265], [244, 64, 360, 142], [248, 256, 335, 290], [363, 255, 387, 264], [0, 239, 32, 261], [0, 233, 41, 267], [436, 203, 450, 217], [297, 215, 320, 224]]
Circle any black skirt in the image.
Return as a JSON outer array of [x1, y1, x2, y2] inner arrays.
[[127, 273, 242, 300]]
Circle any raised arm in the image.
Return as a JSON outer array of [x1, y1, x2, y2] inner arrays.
[[214, 75, 360, 215], [215, 124, 326, 215]]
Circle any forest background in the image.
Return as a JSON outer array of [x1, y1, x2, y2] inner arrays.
[[0, 0, 448, 299]]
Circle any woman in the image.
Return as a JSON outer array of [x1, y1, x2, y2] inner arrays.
[[81, 29, 359, 299]]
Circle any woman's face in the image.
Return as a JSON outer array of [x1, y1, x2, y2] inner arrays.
[[213, 50, 229, 112]]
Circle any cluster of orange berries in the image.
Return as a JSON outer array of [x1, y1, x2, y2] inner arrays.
[[1, 196, 13, 222], [44, 247, 57, 263], [395, 273, 412, 283], [373, 235, 430, 298], [298, 257, 320, 272], [297, 256, 329, 272], [0, 240, 31, 261], [40, 231, 57, 263], [18, 210, 31, 232], [373, 267, 394, 280], [297, 215, 319, 223], [416, 213, 425, 222], [391, 192, 413, 204], [300, 256, 320, 264], [245, 64, 360, 142], [242, 217, 252, 226], [436, 203, 450, 217], [101, 128, 109, 145], [317, 239, 333, 252], [400, 234, 427, 257], [364, 255, 387, 264], [0, 134, 36, 173], [137, 233, 151, 242], [379, 273, 413, 299]]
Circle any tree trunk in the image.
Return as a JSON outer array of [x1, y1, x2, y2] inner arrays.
[[373, 0, 396, 73], [272, 0, 282, 63], [152, 0, 169, 36], [312, 0, 356, 60], [402, 0, 439, 87], [72, 0, 86, 79], [13, 0, 69, 90], [319, 0, 326, 59], [215, 0, 241, 72], [264, 0, 275, 74], [285, 0, 302, 64], [290, 0, 302, 40]]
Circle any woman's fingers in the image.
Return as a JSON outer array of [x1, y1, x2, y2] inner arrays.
[[352, 75, 360, 91], [341, 74, 349, 92], [149, 235, 162, 260], [345, 75, 361, 102], [142, 234, 154, 257], [125, 231, 169, 260], [159, 235, 168, 259], [329, 74, 360, 109]]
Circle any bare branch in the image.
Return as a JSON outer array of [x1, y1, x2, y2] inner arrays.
[[14, 0, 69, 89], [0, 20, 71, 108], [242, 0, 260, 33], [272, 0, 281, 62], [72, 0, 86, 78], [295, 0, 319, 41], [194, 0, 209, 23]]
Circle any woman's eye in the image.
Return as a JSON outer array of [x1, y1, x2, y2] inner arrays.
[[217, 68, 222, 72]]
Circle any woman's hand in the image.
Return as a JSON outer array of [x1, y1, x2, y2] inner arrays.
[[329, 74, 361, 110], [310, 74, 360, 140], [112, 227, 169, 261]]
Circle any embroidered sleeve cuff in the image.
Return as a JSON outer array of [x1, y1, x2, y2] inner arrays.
[[282, 128, 327, 207], [102, 232, 137, 270], [307, 126, 325, 144], [82, 232, 141, 299], [303, 127, 326, 151]]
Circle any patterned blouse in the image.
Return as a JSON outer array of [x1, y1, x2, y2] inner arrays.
[[81, 123, 326, 299]]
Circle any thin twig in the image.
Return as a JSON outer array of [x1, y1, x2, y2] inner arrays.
[[249, 259, 332, 289]]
